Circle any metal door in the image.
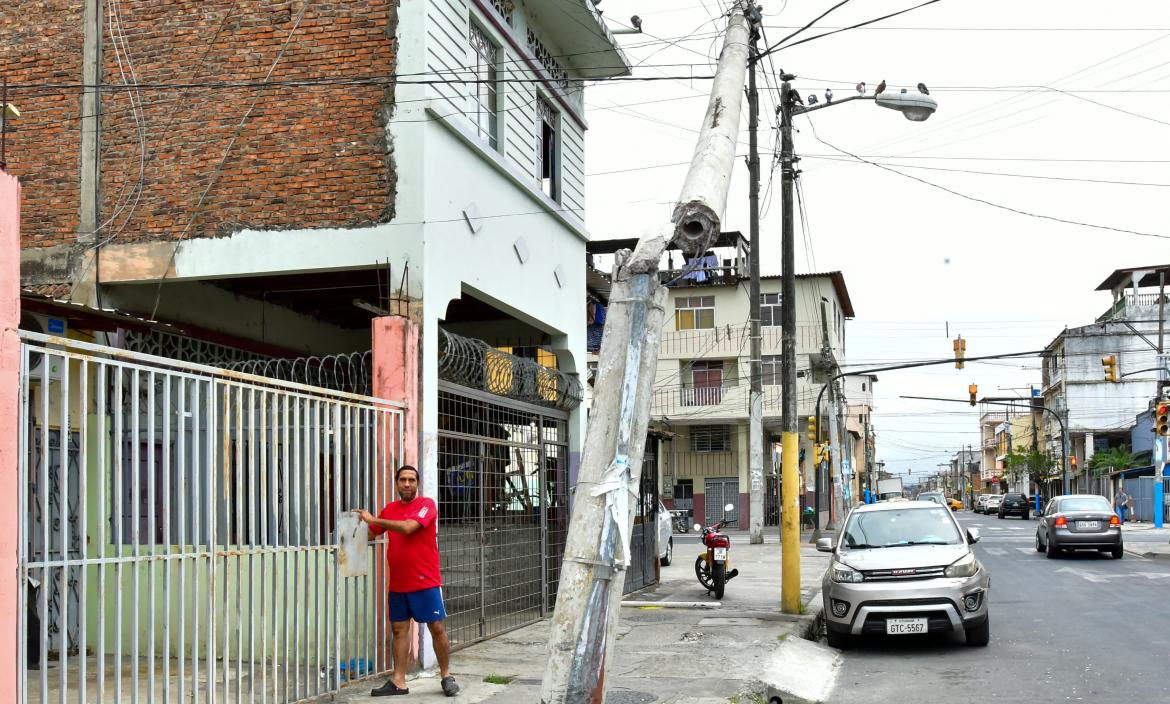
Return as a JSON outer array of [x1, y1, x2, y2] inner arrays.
[[705, 477, 740, 525], [623, 443, 660, 595], [435, 384, 570, 650]]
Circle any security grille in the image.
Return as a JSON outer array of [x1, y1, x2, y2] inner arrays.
[[704, 477, 740, 526], [17, 331, 404, 704], [623, 443, 660, 595], [436, 383, 569, 649]]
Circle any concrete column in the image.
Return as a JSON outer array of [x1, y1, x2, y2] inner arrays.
[[370, 315, 421, 668], [372, 316, 420, 468], [0, 171, 22, 700]]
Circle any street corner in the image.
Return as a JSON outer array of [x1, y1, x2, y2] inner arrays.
[[752, 635, 843, 704]]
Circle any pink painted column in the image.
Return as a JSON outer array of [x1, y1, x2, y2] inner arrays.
[[370, 315, 421, 668], [372, 315, 419, 469], [0, 171, 22, 700]]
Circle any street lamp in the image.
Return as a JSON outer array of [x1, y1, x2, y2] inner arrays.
[[794, 79, 938, 541]]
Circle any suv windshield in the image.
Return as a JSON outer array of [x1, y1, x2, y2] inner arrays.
[[842, 507, 963, 549], [1058, 497, 1112, 512]]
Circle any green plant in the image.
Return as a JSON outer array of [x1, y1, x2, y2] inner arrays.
[[483, 674, 514, 685], [1003, 448, 1057, 483], [1090, 444, 1137, 476]]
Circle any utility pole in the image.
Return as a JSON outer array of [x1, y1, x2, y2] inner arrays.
[[541, 6, 751, 702], [778, 72, 801, 614], [746, 11, 765, 545]]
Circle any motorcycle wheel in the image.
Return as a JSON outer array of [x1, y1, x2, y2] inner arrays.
[[694, 555, 714, 590], [712, 563, 726, 600]]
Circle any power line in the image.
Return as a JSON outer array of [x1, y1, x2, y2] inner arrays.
[[803, 116, 1170, 242], [760, 0, 946, 59]]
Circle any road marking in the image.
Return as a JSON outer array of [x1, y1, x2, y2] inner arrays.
[[983, 547, 1007, 555], [1054, 566, 1170, 584], [1017, 547, 1036, 555]]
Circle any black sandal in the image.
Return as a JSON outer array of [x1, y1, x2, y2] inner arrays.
[[370, 679, 410, 697], [441, 676, 460, 697]]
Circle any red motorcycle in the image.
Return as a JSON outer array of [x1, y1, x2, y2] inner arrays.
[[694, 503, 739, 599]]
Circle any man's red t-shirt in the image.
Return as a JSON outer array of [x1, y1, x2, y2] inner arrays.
[[370, 496, 441, 593]]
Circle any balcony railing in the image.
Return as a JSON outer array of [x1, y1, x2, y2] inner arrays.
[[1097, 292, 1168, 322], [681, 385, 724, 406]]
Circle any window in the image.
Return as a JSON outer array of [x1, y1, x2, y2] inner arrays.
[[469, 23, 499, 149], [537, 97, 559, 200], [760, 293, 782, 327], [689, 425, 731, 453], [685, 360, 723, 406], [675, 295, 715, 330], [761, 354, 782, 385]]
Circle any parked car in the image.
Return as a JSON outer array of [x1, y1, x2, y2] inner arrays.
[[657, 501, 674, 566], [983, 495, 1003, 515], [1035, 494, 1122, 559], [947, 497, 963, 511], [817, 500, 990, 649], [917, 491, 947, 509], [997, 492, 1030, 519], [974, 494, 991, 513]]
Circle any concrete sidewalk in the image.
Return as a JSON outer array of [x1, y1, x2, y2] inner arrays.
[[335, 539, 832, 702], [1122, 522, 1170, 559]]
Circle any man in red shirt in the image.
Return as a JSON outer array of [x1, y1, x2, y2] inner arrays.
[[358, 465, 459, 697]]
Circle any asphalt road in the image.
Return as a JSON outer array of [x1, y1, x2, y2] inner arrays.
[[825, 511, 1170, 703]]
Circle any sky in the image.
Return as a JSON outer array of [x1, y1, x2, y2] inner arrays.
[[582, 0, 1170, 483]]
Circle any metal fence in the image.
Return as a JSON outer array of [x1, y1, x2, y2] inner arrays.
[[435, 382, 569, 650], [17, 331, 405, 704], [623, 447, 661, 595]]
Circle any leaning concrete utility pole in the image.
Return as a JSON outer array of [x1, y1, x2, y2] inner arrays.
[[778, 74, 802, 614], [541, 5, 751, 703]]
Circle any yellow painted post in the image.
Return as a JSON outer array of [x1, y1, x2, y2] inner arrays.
[[780, 431, 801, 613]]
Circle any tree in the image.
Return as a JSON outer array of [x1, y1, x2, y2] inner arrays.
[[1089, 444, 1137, 476], [1003, 448, 1056, 486]]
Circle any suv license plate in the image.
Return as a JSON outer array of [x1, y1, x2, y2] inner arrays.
[[886, 618, 927, 635], [713, 548, 728, 561], [1076, 520, 1100, 530]]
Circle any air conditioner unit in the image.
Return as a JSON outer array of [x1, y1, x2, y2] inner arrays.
[[19, 312, 67, 381]]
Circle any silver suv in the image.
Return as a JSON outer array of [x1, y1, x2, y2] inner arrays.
[[817, 500, 990, 649]]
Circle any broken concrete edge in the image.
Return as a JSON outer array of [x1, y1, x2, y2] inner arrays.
[[799, 589, 824, 642], [1127, 548, 1170, 560], [620, 600, 722, 609]]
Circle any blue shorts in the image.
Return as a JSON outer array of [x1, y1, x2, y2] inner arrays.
[[388, 587, 447, 624]]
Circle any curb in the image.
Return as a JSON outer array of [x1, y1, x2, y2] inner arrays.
[[1126, 548, 1170, 560], [800, 589, 824, 641]]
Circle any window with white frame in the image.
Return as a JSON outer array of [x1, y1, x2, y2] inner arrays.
[[537, 97, 560, 200], [760, 293, 781, 327], [674, 295, 715, 330], [689, 425, 731, 453], [761, 354, 782, 385], [469, 23, 499, 149]]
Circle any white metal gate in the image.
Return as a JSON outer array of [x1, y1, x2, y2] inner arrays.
[[17, 331, 405, 703], [704, 477, 739, 526]]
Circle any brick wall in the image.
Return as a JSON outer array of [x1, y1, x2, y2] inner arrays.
[[1, 0, 85, 249], [4, 0, 397, 251]]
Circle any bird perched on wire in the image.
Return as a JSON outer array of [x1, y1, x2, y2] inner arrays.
[[786, 89, 805, 110], [807, 94, 819, 105], [856, 81, 866, 95], [917, 82, 930, 95], [825, 88, 834, 104], [875, 80, 886, 95]]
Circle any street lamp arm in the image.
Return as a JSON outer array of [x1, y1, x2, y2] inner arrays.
[[791, 94, 874, 116]]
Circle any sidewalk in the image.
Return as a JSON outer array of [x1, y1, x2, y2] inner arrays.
[[1122, 522, 1170, 559], [335, 538, 832, 702]]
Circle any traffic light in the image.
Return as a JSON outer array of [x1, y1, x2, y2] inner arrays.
[[1070, 455, 1078, 470], [968, 383, 978, 406], [806, 415, 818, 442], [953, 336, 966, 370], [1157, 401, 1170, 437], [1101, 355, 1118, 383]]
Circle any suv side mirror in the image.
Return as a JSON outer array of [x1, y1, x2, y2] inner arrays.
[[815, 537, 835, 552], [966, 527, 981, 544]]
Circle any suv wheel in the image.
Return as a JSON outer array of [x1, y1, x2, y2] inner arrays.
[[965, 617, 990, 647], [660, 537, 673, 567], [826, 629, 850, 650]]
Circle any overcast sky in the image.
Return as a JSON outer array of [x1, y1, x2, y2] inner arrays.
[[584, 0, 1170, 482]]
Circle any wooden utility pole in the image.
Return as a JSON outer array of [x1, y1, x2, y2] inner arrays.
[[778, 74, 801, 614], [541, 5, 752, 702], [746, 13, 764, 545]]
